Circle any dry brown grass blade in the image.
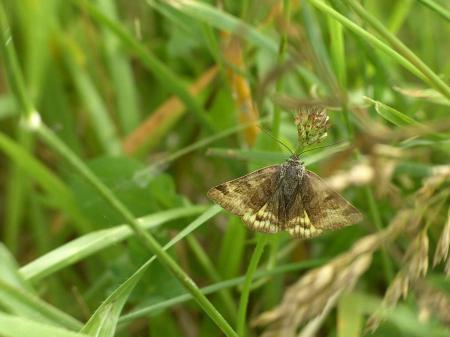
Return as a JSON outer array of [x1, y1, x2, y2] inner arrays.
[[221, 32, 259, 146], [122, 66, 218, 154]]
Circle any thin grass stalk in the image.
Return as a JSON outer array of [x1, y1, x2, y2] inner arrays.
[[237, 235, 270, 336], [0, 6, 34, 117], [186, 235, 237, 321], [272, 0, 292, 139], [364, 186, 394, 281], [417, 0, 450, 24]]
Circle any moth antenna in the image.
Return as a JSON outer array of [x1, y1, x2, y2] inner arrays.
[[299, 140, 348, 155], [256, 125, 295, 155]]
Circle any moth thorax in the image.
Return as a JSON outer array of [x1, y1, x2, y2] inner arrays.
[[280, 158, 304, 197]]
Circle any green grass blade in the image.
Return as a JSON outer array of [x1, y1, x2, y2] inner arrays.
[[365, 97, 420, 127], [96, 0, 140, 134], [0, 5, 34, 117], [388, 0, 414, 33], [418, 0, 450, 22], [327, 17, 346, 88], [0, 280, 83, 331], [0, 245, 82, 330], [3, 131, 31, 253], [186, 235, 237, 320], [237, 235, 269, 336], [0, 132, 90, 232], [63, 38, 122, 155], [0, 244, 34, 292], [20, 206, 206, 281], [157, 0, 278, 53], [0, 313, 86, 337]]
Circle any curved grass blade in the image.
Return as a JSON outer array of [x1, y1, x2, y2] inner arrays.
[[0, 243, 33, 292], [0, 313, 87, 337], [0, 280, 83, 331], [418, 0, 450, 22], [0, 245, 82, 330], [20, 206, 207, 281], [365, 97, 420, 127]]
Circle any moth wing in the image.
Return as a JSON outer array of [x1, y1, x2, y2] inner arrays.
[[300, 170, 363, 231], [207, 165, 282, 233]]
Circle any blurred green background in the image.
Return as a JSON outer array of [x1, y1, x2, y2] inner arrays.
[[0, 1, 449, 337]]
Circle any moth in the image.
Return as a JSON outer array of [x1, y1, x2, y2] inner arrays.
[[207, 155, 362, 239]]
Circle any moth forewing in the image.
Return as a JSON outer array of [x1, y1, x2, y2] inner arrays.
[[303, 170, 363, 231]]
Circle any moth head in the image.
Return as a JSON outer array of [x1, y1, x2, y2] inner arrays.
[[281, 156, 305, 181]]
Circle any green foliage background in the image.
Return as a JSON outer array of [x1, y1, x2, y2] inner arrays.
[[0, 1, 449, 337]]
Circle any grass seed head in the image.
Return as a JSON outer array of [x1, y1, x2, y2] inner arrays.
[[295, 104, 330, 146]]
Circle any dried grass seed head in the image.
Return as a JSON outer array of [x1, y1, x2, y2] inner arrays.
[[433, 209, 450, 267]]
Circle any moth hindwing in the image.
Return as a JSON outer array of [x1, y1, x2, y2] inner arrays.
[[207, 155, 362, 239]]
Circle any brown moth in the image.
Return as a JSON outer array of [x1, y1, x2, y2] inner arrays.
[[207, 155, 362, 239]]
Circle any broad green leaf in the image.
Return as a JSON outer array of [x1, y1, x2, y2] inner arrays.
[[69, 156, 183, 227]]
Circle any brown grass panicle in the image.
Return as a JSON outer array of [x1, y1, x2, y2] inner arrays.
[[433, 209, 450, 275], [366, 165, 450, 333], [252, 210, 411, 337], [416, 281, 450, 327]]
